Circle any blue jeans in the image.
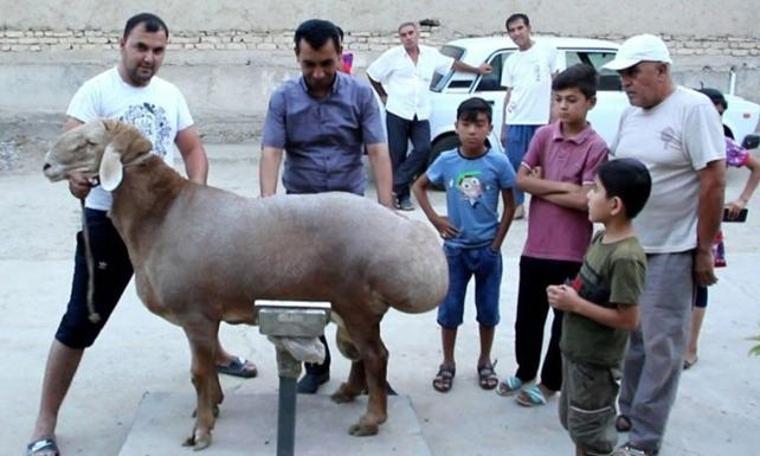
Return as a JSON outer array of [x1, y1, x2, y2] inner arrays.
[[386, 111, 432, 198], [503, 124, 540, 205], [437, 244, 502, 328]]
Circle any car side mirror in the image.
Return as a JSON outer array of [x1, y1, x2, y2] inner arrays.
[[741, 134, 759, 150]]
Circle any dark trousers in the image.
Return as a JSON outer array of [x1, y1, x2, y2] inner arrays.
[[305, 334, 332, 375], [514, 256, 581, 391], [386, 111, 432, 197], [56, 209, 134, 349]]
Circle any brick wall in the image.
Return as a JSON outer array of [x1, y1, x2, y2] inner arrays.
[[2, 27, 758, 58]]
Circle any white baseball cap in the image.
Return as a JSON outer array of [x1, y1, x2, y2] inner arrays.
[[603, 34, 672, 71]]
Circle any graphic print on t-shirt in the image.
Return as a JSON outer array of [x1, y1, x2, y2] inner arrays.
[[576, 260, 611, 305], [121, 103, 171, 157], [455, 170, 484, 206], [659, 126, 682, 153]]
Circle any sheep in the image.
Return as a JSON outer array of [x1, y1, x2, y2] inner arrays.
[[42, 119, 448, 450]]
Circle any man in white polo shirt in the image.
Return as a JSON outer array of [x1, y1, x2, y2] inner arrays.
[[367, 21, 490, 210], [604, 34, 725, 456]]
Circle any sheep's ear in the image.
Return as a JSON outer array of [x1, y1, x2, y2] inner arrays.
[[99, 144, 123, 191]]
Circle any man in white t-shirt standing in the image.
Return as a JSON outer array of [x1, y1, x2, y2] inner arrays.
[[367, 22, 490, 210], [500, 13, 557, 219], [26, 13, 255, 456], [604, 35, 725, 456]]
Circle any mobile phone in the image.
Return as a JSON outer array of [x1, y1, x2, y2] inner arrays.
[[723, 207, 748, 222]]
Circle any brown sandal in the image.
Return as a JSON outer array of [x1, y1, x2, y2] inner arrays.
[[432, 364, 455, 393], [477, 362, 499, 390]]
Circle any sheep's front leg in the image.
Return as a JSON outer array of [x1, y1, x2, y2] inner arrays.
[[182, 320, 223, 450]]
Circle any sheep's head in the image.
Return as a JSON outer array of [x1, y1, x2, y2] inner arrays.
[[43, 119, 152, 190]]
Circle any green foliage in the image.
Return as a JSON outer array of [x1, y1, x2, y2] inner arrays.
[[750, 334, 760, 357]]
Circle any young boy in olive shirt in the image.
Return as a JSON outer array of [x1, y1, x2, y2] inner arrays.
[[547, 158, 651, 456]]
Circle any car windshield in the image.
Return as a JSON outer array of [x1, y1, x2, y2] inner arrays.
[[565, 50, 621, 91], [430, 45, 465, 92]]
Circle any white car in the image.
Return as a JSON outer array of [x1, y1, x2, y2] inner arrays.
[[426, 36, 760, 161]]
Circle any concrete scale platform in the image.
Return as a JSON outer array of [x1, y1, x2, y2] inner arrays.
[[119, 392, 431, 455]]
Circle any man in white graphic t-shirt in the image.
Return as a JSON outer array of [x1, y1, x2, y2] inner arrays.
[[26, 13, 254, 456], [500, 13, 558, 219]]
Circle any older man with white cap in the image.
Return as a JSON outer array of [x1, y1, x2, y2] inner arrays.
[[602, 34, 726, 456]]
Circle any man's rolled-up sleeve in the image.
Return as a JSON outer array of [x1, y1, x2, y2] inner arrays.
[[262, 89, 287, 149], [359, 86, 386, 145]]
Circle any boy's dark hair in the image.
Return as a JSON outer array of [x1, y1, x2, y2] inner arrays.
[[552, 63, 598, 98], [294, 19, 342, 53], [698, 87, 728, 110], [456, 97, 492, 124], [597, 158, 652, 219], [123, 13, 169, 39], [505, 13, 530, 29]]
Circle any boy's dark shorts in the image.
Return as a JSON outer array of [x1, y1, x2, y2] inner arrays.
[[559, 357, 621, 455], [55, 209, 134, 349]]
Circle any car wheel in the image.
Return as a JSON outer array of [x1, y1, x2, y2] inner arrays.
[[429, 135, 461, 166]]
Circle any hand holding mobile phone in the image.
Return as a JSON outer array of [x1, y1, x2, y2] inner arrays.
[[723, 207, 748, 222]]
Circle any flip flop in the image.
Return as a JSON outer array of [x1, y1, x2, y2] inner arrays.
[[516, 384, 547, 407], [683, 357, 698, 370], [26, 437, 60, 456], [216, 356, 258, 378], [496, 375, 523, 396]]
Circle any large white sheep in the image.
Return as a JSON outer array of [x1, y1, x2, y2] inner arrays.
[[42, 119, 448, 449]]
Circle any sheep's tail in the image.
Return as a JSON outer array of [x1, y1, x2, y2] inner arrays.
[[80, 199, 102, 324]]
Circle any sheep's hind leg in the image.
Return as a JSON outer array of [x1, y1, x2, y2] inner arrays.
[[182, 319, 223, 450], [331, 360, 366, 403], [346, 322, 388, 436], [331, 325, 366, 403]]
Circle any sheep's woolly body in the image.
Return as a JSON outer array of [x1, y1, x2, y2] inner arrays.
[[43, 120, 448, 448]]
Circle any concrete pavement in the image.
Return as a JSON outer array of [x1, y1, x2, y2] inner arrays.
[[1, 144, 759, 455]]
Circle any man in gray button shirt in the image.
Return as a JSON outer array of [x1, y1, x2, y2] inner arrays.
[[259, 19, 393, 394]]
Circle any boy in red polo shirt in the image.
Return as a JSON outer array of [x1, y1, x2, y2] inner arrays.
[[497, 64, 608, 406]]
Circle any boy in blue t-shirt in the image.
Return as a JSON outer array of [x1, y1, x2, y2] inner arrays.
[[413, 97, 517, 393]]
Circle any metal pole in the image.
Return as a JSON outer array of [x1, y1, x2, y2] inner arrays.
[[256, 302, 330, 456], [277, 375, 297, 456], [275, 347, 301, 456]]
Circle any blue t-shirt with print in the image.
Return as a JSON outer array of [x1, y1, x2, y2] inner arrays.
[[426, 148, 516, 248]]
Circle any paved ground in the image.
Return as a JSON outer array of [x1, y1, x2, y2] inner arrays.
[[1, 144, 759, 455]]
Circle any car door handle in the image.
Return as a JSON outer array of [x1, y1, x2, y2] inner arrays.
[[486, 100, 495, 106]]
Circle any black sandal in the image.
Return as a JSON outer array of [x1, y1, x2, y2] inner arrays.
[[432, 364, 455, 393], [26, 437, 60, 456], [477, 361, 499, 390]]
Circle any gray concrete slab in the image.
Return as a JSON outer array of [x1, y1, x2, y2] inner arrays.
[[119, 393, 430, 456], [2, 144, 760, 455]]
